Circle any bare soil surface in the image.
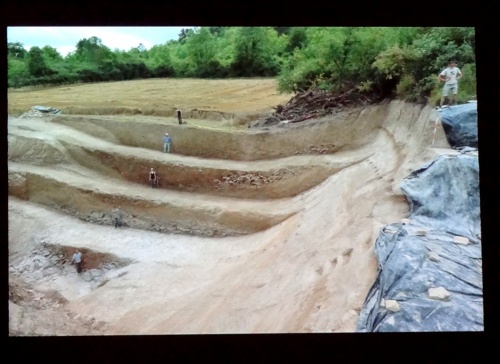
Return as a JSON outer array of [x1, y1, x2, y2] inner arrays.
[[8, 78, 454, 335]]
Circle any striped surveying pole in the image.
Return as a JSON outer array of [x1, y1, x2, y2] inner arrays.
[[432, 113, 440, 145]]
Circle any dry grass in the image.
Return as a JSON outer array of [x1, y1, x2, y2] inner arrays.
[[8, 78, 293, 119]]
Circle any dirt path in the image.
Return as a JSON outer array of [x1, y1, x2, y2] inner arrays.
[[8, 87, 453, 334]]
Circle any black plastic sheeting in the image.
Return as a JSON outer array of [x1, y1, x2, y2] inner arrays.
[[439, 102, 477, 148], [357, 149, 482, 332]]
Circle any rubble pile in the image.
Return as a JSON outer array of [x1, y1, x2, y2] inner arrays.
[[250, 88, 374, 128], [213, 170, 298, 188], [20, 106, 62, 119], [9, 240, 125, 289], [8, 277, 108, 336], [293, 143, 336, 155]]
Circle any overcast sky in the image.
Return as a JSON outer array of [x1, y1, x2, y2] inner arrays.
[[7, 26, 196, 56]]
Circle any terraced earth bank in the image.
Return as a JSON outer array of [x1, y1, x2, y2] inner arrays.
[[8, 78, 454, 335]]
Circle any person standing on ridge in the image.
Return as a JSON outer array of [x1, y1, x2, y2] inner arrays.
[[163, 132, 172, 153], [71, 249, 83, 273], [149, 168, 158, 188], [437, 59, 462, 108], [112, 207, 122, 228], [177, 109, 183, 125]]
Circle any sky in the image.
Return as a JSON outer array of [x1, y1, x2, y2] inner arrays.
[[7, 27, 196, 56]]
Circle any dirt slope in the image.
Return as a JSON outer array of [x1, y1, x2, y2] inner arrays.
[[8, 79, 453, 335]]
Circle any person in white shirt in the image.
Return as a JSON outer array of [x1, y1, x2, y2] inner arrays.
[[437, 59, 462, 108], [71, 249, 83, 273]]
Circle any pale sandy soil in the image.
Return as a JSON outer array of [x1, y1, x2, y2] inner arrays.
[[8, 79, 454, 335]]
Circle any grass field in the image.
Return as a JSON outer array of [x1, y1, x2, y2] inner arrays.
[[7, 78, 293, 122]]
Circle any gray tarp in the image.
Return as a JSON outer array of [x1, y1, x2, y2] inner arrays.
[[357, 149, 483, 332], [33, 106, 62, 114], [439, 102, 478, 148]]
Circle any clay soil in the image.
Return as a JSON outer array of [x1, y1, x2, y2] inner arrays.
[[8, 77, 454, 335]]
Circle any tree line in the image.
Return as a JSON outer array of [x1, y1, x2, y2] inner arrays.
[[8, 27, 476, 103]]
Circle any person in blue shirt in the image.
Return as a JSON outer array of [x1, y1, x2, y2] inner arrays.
[[163, 132, 171, 153], [71, 249, 83, 273]]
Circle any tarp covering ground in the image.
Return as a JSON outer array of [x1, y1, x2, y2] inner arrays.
[[439, 102, 478, 148], [357, 148, 483, 332]]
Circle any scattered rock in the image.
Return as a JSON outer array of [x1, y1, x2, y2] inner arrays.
[[383, 227, 398, 234], [89, 269, 103, 278], [415, 229, 427, 236], [348, 309, 359, 317], [401, 219, 410, 224], [42, 268, 58, 277], [20, 106, 62, 118], [428, 287, 451, 300], [385, 300, 400, 312], [380, 299, 386, 308], [97, 279, 109, 288], [428, 252, 441, 262], [92, 320, 106, 330], [453, 236, 470, 245], [80, 272, 94, 282], [89, 212, 104, 222]]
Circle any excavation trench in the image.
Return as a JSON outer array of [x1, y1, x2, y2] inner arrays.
[[50, 103, 387, 160], [9, 239, 132, 298], [63, 145, 344, 199], [8, 121, 375, 200], [9, 98, 456, 335], [8, 167, 296, 237]]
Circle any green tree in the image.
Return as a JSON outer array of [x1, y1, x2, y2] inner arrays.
[[284, 27, 307, 54], [273, 27, 291, 36], [8, 42, 28, 59], [42, 45, 63, 61], [208, 27, 226, 36], [8, 56, 29, 87], [373, 27, 476, 102], [229, 27, 281, 77], [178, 28, 195, 44], [27, 46, 53, 77], [184, 27, 227, 77], [75, 36, 116, 69]]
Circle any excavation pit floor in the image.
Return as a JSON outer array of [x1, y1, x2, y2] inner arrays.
[[8, 95, 456, 335]]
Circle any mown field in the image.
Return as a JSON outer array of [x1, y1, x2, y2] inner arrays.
[[7, 78, 294, 122]]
